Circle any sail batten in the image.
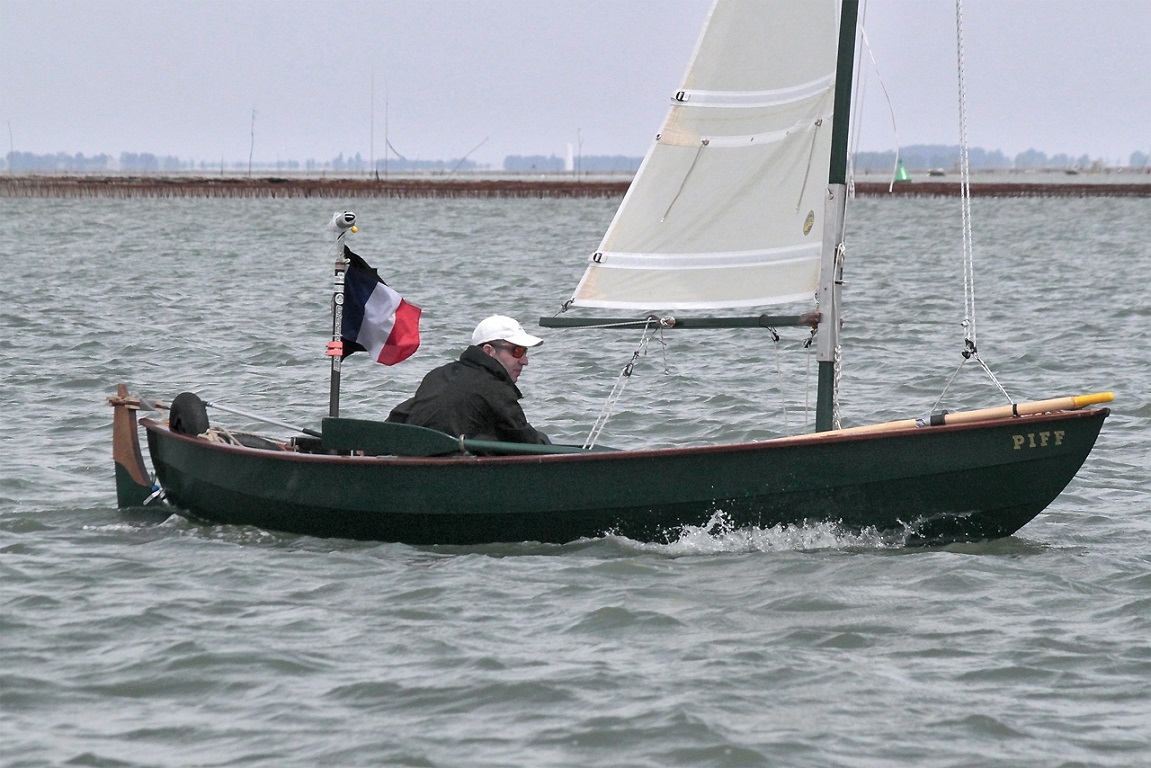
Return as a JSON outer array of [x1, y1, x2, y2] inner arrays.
[[675, 75, 834, 109], [592, 244, 820, 270], [568, 0, 839, 312], [659, 114, 830, 149]]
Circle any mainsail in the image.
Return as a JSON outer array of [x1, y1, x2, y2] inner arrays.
[[569, 0, 840, 310]]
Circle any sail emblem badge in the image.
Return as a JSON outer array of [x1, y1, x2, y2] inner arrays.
[[803, 210, 816, 236]]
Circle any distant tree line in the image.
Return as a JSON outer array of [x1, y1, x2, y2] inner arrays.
[[323, 153, 480, 173], [6, 151, 205, 172], [1, 151, 477, 174], [855, 144, 1149, 172], [5, 146, 1147, 173], [503, 155, 643, 173], [7, 151, 120, 172], [371, 158, 480, 173]]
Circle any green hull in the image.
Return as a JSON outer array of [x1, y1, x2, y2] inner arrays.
[[140, 408, 1108, 546]]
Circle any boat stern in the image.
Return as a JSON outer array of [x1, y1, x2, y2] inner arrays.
[[109, 383, 157, 507]]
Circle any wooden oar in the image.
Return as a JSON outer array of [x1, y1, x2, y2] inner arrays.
[[785, 392, 1114, 441]]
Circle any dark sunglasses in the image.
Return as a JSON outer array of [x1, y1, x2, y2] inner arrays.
[[491, 342, 528, 359]]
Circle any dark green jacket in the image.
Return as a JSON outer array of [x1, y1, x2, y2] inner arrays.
[[386, 345, 549, 444]]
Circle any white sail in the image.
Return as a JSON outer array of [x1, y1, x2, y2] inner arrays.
[[570, 0, 840, 310]]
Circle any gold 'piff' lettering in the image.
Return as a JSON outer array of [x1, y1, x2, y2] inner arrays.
[[1012, 430, 1066, 450]]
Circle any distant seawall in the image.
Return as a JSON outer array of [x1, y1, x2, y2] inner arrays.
[[1, 175, 1147, 199]]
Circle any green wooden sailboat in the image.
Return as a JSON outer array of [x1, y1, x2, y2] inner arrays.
[[111, 0, 1110, 546]]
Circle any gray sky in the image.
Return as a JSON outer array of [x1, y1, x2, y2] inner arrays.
[[1, 0, 1148, 167]]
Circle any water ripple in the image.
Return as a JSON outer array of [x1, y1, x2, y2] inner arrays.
[[1, 195, 1147, 767]]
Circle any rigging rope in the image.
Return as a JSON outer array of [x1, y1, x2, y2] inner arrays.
[[804, 327, 816, 430], [852, 2, 904, 192], [767, 327, 792, 434], [583, 319, 668, 449], [930, 352, 1013, 413], [955, 0, 978, 356], [828, 242, 846, 431], [947, 0, 1013, 407]]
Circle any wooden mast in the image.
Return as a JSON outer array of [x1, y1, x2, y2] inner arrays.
[[815, 0, 860, 432]]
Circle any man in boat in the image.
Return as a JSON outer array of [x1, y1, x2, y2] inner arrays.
[[385, 315, 551, 445]]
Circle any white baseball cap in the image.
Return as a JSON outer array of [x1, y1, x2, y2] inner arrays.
[[471, 315, 544, 347]]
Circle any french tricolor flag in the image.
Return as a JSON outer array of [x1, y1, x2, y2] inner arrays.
[[340, 247, 421, 365]]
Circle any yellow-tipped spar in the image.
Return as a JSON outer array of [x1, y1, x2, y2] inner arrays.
[[1072, 392, 1114, 408], [773, 392, 1115, 442]]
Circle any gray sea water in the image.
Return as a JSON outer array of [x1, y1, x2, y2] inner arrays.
[[1, 192, 1148, 767]]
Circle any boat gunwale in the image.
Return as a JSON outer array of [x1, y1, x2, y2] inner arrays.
[[139, 407, 1109, 466]]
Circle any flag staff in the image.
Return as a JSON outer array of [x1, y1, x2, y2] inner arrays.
[[326, 211, 358, 418]]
